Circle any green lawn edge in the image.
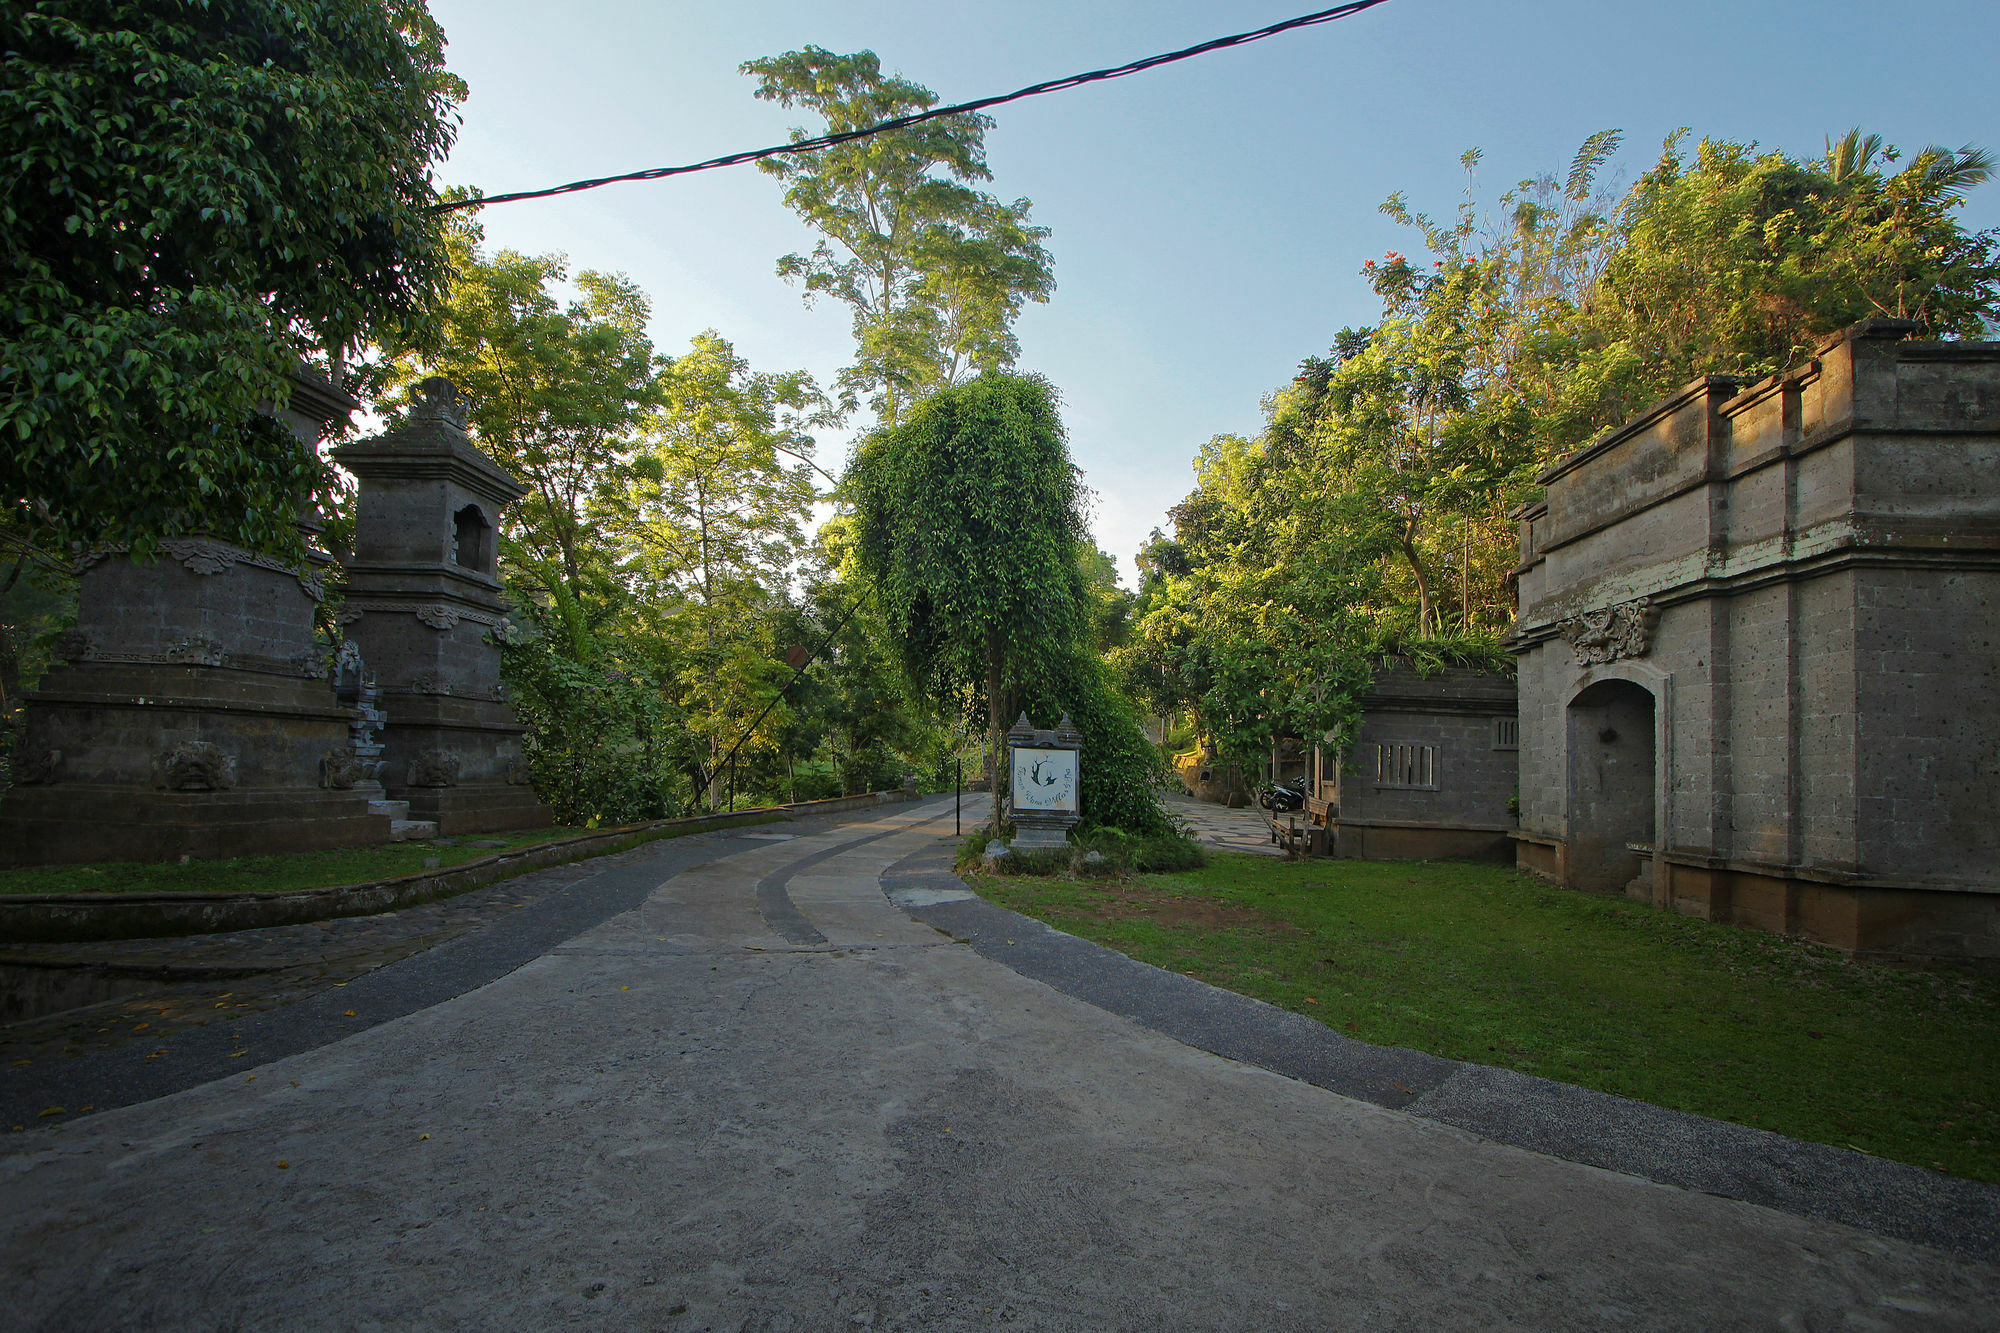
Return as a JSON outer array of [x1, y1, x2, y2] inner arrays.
[[965, 851, 2000, 1185]]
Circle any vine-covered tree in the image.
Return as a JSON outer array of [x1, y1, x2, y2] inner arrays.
[[1, 0, 465, 559], [742, 47, 1054, 424], [848, 372, 1164, 833]]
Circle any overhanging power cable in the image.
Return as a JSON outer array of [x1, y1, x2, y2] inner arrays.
[[435, 0, 1393, 212]]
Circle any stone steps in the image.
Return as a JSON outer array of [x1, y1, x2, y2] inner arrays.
[[389, 819, 440, 842], [368, 800, 410, 820]]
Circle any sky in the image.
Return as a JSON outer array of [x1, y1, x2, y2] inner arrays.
[[426, 0, 2000, 587]]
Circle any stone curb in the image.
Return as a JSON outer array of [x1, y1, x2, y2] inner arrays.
[[0, 790, 917, 945], [882, 840, 2000, 1263]]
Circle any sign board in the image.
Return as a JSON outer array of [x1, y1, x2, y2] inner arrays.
[[1010, 746, 1079, 816], [1004, 710, 1084, 851]]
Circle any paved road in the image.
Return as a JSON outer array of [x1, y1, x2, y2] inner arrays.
[[4, 797, 1995, 1330]]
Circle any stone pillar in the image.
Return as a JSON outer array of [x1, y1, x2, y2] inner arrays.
[[0, 370, 395, 865], [331, 379, 551, 835]]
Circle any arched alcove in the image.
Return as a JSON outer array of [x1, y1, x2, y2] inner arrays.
[[1566, 677, 1656, 892], [451, 504, 492, 574]]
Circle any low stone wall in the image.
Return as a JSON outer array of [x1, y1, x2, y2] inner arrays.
[[782, 789, 919, 818], [0, 790, 918, 944]]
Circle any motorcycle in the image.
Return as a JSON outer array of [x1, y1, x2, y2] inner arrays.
[[1257, 773, 1311, 813]]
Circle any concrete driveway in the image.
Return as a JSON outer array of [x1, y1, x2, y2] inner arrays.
[[4, 797, 1994, 1330]]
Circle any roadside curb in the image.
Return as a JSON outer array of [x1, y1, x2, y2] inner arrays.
[[881, 839, 2000, 1264], [0, 790, 917, 944]]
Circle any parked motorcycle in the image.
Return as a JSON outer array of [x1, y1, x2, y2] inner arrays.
[[1257, 773, 1311, 813]]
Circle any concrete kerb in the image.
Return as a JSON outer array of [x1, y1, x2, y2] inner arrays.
[[0, 790, 917, 944], [882, 837, 2000, 1263]]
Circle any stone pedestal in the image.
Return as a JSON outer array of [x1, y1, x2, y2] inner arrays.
[[1006, 712, 1083, 852], [331, 379, 551, 835], [0, 372, 393, 866]]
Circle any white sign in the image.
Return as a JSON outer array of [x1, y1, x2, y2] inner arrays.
[[1011, 747, 1079, 814]]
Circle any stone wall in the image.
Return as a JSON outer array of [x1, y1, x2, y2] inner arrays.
[[1318, 661, 1517, 861], [0, 371, 396, 865], [1511, 320, 2000, 959]]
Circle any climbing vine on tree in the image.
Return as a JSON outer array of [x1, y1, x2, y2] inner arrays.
[[847, 372, 1166, 833]]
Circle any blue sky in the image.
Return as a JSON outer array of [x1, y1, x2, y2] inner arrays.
[[428, 0, 2000, 585]]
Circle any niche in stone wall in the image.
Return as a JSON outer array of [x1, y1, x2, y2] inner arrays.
[[452, 504, 493, 574], [1566, 678, 1656, 893]]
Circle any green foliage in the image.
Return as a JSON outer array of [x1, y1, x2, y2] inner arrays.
[[0, 0, 465, 557], [848, 372, 1168, 833], [378, 222, 660, 597], [1139, 126, 1996, 767], [1583, 131, 2000, 420], [742, 47, 1053, 423], [849, 373, 1088, 705], [500, 580, 693, 826], [1076, 826, 1208, 873], [625, 331, 825, 806]]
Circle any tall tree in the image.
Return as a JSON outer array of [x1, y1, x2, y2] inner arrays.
[[1, 0, 464, 559], [848, 373, 1165, 833], [625, 332, 822, 808], [742, 47, 1053, 423]]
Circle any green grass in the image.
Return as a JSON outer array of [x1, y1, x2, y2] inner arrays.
[[0, 822, 693, 897], [967, 851, 2000, 1184]]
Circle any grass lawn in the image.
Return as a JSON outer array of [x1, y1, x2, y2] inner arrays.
[[967, 851, 2000, 1185], [0, 822, 711, 898]]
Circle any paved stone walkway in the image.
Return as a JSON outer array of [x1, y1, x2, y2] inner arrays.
[[3, 797, 1995, 1329], [1165, 791, 1289, 857]]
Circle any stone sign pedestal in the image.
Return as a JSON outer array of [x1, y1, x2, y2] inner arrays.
[[331, 380, 551, 836], [1006, 712, 1082, 851], [0, 372, 394, 866]]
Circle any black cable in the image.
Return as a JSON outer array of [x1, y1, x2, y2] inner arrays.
[[435, 0, 1393, 212]]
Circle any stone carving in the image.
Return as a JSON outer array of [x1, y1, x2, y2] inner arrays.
[[408, 670, 449, 695], [332, 641, 365, 700], [77, 538, 327, 603], [343, 599, 505, 630], [1559, 598, 1659, 666], [156, 741, 237, 792], [54, 630, 95, 662], [159, 537, 239, 576], [164, 636, 228, 666], [407, 747, 461, 788], [487, 682, 509, 703], [14, 748, 61, 785], [291, 650, 330, 678], [320, 748, 367, 790], [504, 757, 534, 786], [410, 377, 471, 430]]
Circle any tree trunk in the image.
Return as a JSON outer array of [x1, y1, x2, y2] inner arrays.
[[1401, 522, 1435, 638], [987, 626, 1005, 837]]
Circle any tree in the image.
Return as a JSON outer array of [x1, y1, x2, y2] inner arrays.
[[1, 0, 464, 559], [848, 373, 1165, 832], [1581, 130, 1999, 420], [378, 226, 660, 600], [742, 47, 1054, 423], [625, 332, 822, 808]]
